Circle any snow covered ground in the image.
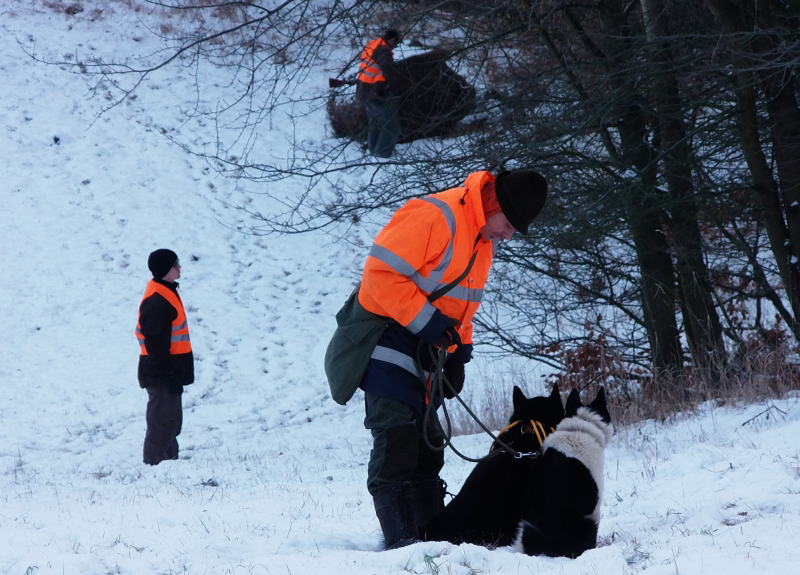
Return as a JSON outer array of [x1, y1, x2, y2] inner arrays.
[[2, 3, 799, 574]]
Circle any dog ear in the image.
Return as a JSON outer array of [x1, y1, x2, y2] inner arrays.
[[552, 386, 566, 418], [549, 383, 565, 417], [512, 385, 527, 409], [588, 387, 612, 424], [565, 388, 582, 417]]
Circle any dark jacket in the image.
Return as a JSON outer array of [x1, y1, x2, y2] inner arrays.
[[137, 279, 194, 392], [355, 41, 397, 102]]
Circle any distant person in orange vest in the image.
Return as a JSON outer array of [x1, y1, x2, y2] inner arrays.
[[357, 169, 548, 548], [356, 29, 402, 158], [136, 249, 194, 466]]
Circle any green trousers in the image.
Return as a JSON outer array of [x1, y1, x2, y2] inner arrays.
[[364, 392, 445, 495]]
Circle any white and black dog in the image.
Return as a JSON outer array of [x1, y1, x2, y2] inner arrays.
[[513, 387, 614, 558], [421, 384, 566, 547]]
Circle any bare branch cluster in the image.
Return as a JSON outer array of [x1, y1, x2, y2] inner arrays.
[[49, 0, 800, 393]]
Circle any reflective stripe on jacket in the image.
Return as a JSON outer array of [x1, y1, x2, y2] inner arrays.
[[358, 170, 497, 347], [136, 280, 192, 355], [358, 37, 390, 84]]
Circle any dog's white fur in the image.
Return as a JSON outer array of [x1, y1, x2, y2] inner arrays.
[[540, 406, 614, 523]]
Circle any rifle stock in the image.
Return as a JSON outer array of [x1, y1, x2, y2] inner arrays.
[[329, 77, 356, 88]]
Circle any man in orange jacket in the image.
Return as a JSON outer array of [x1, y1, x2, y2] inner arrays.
[[357, 169, 548, 548], [136, 249, 194, 465], [355, 29, 401, 157]]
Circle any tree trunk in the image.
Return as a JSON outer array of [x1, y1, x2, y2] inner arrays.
[[555, 0, 684, 374], [630, 210, 683, 372], [616, 102, 683, 373], [642, 0, 726, 369]]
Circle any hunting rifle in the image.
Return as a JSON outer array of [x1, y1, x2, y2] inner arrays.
[[328, 46, 362, 89], [328, 76, 357, 88]]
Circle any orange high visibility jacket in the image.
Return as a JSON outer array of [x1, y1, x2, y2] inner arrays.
[[358, 171, 497, 345], [136, 280, 192, 355], [358, 37, 391, 84]]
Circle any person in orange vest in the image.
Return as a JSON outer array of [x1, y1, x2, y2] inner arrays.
[[136, 249, 194, 466], [357, 169, 548, 548], [355, 29, 402, 158]]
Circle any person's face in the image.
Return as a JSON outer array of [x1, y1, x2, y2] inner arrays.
[[162, 260, 181, 282], [480, 211, 517, 241]]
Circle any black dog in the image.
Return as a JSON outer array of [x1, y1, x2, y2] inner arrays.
[[421, 384, 565, 547], [514, 387, 614, 558]]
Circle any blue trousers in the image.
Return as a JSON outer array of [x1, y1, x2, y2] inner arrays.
[[364, 97, 400, 158]]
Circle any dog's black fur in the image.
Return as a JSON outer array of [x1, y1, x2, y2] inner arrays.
[[514, 387, 614, 558], [421, 384, 565, 547]]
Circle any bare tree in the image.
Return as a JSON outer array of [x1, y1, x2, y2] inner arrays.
[[39, 0, 800, 385], [704, 0, 800, 340]]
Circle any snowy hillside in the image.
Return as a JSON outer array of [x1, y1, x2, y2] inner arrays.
[[2, 4, 799, 574]]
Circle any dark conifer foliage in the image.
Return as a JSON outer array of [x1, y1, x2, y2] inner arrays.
[[67, 0, 800, 390]]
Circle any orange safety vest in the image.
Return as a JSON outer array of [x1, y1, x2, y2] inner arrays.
[[136, 280, 192, 355], [358, 37, 390, 84], [358, 171, 497, 345]]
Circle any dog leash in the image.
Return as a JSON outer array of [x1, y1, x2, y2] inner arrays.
[[417, 343, 545, 461], [409, 246, 540, 461]]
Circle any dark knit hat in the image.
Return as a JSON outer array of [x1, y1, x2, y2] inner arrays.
[[495, 169, 548, 235], [148, 249, 178, 279], [383, 29, 401, 42]]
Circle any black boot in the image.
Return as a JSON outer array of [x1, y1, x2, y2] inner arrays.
[[411, 478, 447, 538], [373, 482, 421, 549]]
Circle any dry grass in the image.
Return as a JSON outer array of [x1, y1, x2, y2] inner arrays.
[[449, 344, 800, 437], [606, 344, 800, 427]]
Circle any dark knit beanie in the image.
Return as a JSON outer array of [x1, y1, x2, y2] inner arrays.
[[494, 169, 548, 235], [148, 249, 178, 279], [383, 29, 401, 42]]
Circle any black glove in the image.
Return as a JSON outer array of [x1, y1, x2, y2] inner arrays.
[[449, 342, 473, 364], [435, 325, 462, 350], [442, 359, 465, 399]]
